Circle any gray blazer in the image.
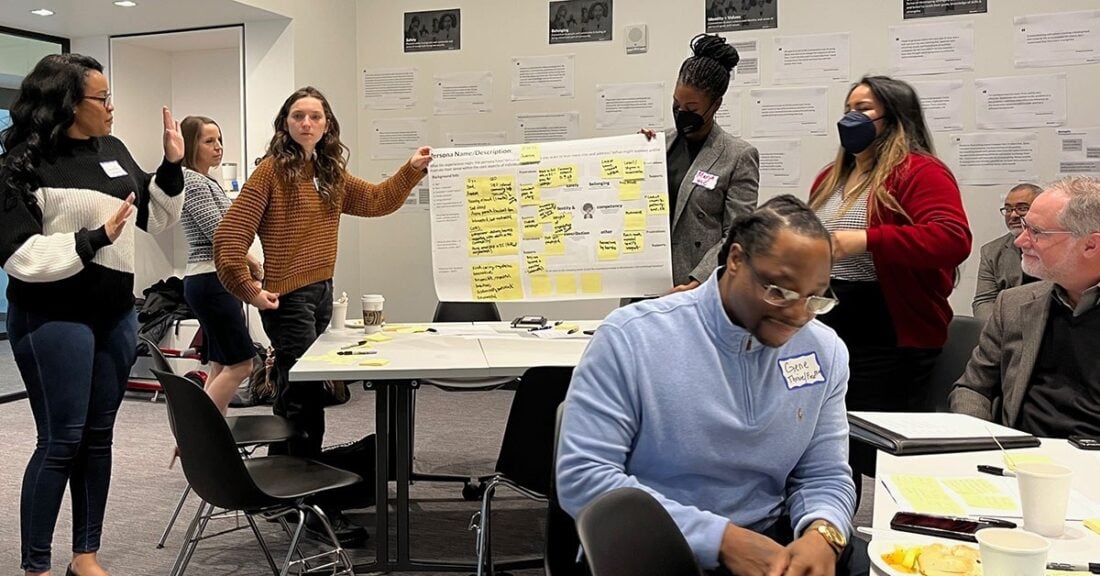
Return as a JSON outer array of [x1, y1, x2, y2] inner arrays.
[[951, 281, 1054, 426], [665, 125, 759, 286], [972, 232, 1024, 323]]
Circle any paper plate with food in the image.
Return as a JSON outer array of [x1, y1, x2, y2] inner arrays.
[[870, 540, 981, 576]]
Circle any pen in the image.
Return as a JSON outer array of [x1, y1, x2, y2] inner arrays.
[[426, 327, 438, 333], [583, 329, 596, 335], [977, 464, 1016, 477], [340, 341, 368, 350], [528, 325, 552, 332], [1046, 562, 1100, 574], [337, 350, 378, 355], [554, 320, 563, 326], [568, 328, 578, 334], [976, 516, 1017, 528]]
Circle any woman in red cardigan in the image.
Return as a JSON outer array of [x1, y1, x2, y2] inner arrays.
[[809, 75, 971, 414]]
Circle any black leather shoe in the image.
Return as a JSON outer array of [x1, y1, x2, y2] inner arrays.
[[305, 510, 368, 548]]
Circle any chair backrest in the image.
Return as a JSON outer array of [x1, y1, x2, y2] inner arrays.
[[575, 487, 703, 576], [495, 366, 573, 495], [546, 402, 583, 576], [432, 301, 501, 323], [154, 370, 272, 511], [926, 315, 983, 412], [140, 334, 174, 374]]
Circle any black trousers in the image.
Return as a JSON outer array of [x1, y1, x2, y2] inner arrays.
[[706, 517, 870, 576], [260, 280, 333, 458]]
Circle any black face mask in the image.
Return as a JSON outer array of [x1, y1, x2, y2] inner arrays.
[[837, 111, 884, 154], [673, 101, 715, 137]]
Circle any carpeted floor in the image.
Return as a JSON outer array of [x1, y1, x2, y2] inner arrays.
[[0, 346, 873, 575]]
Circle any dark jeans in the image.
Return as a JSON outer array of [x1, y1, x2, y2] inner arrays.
[[8, 304, 138, 572], [260, 279, 333, 459], [706, 517, 870, 576]]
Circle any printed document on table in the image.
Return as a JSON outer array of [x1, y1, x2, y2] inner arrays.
[[749, 86, 829, 137], [428, 133, 672, 301], [882, 474, 1100, 520], [772, 33, 850, 85], [1014, 10, 1100, 68], [975, 74, 1066, 129], [950, 132, 1039, 186]]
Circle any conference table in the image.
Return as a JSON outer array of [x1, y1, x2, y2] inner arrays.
[[871, 439, 1100, 575], [290, 321, 597, 573]]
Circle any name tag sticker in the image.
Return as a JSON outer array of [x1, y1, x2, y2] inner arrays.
[[100, 161, 127, 178], [779, 352, 826, 390], [692, 170, 718, 190]]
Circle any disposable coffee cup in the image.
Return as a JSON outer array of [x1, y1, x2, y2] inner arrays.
[[975, 528, 1049, 576], [361, 294, 385, 334], [1015, 462, 1072, 537], [331, 300, 348, 330]]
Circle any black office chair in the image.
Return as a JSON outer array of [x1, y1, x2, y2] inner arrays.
[[575, 487, 703, 576], [145, 335, 298, 549], [409, 301, 516, 500], [924, 315, 983, 412], [472, 366, 573, 576], [546, 403, 583, 576], [155, 370, 358, 576]]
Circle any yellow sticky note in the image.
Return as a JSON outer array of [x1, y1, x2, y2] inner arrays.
[[619, 179, 642, 201], [465, 176, 491, 197], [624, 209, 646, 231], [530, 273, 552, 296], [555, 273, 577, 294], [555, 165, 578, 187], [525, 253, 546, 274], [544, 234, 566, 256], [365, 333, 392, 342], [623, 159, 645, 179], [519, 144, 540, 164], [891, 475, 967, 517], [538, 202, 557, 223], [471, 262, 524, 300], [359, 359, 391, 367], [597, 239, 620, 261], [623, 230, 644, 253], [1004, 454, 1052, 470], [520, 183, 540, 206], [646, 193, 669, 215], [600, 158, 624, 179], [537, 168, 554, 188], [382, 324, 427, 333], [522, 216, 543, 240], [580, 272, 602, 294], [553, 212, 573, 236], [469, 225, 519, 257], [1084, 518, 1100, 535], [555, 323, 581, 331]]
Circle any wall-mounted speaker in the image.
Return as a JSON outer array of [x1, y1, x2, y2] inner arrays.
[[624, 24, 647, 55]]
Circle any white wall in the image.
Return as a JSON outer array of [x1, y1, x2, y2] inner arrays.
[[171, 47, 244, 177], [351, 0, 1100, 322]]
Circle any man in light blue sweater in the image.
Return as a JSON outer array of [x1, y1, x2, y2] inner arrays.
[[558, 195, 868, 575]]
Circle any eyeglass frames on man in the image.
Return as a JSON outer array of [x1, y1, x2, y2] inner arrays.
[[743, 258, 839, 315], [999, 203, 1030, 216], [1019, 217, 1075, 241]]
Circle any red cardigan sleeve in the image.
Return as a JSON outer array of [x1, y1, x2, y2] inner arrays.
[[865, 154, 972, 270]]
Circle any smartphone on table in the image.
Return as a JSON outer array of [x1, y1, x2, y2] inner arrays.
[[1069, 436, 1100, 450], [890, 512, 1015, 543]]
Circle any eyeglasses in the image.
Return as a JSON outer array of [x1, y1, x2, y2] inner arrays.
[[1019, 217, 1075, 242], [999, 203, 1030, 216], [83, 93, 111, 107], [743, 259, 839, 315]]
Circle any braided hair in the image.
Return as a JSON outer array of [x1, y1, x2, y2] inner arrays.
[[718, 195, 831, 265], [677, 34, 741, 102]]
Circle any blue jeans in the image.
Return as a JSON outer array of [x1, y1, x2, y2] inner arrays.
[[7, 303, 138, 572]]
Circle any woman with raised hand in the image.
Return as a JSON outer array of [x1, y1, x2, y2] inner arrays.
[[0, 53, 184, 576], [179, 115, 260, 414], [214, 86, 430, 547]]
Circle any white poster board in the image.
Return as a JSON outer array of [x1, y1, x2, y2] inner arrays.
[[429, 133, 673, 301]]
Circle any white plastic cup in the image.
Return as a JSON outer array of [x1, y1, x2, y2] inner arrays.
[[361, 294, 385, 334], [975, 528, 1049, 576], [330, 300, 347, 330], [1015, 461, 1073, 537]]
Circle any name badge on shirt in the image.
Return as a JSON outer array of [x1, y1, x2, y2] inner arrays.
[[100, 161, 128, 178], [779, 352, 826, 390], [692, 169, 718, 190]]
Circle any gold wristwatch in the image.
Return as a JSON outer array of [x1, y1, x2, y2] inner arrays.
[[807, 520, 846, 557]]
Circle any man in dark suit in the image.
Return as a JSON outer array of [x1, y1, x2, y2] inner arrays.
[[971, 183, 1042, 323], [951, 177, 1100, 437]]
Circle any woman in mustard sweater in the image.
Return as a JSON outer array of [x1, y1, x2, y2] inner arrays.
[[214, 86, 430, 544]]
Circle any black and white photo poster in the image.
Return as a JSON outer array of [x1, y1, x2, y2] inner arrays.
[[903, 0, 987, 19], [549, 0, 613, 44], [404, 9, 461, 52], [705, 0, 777, 33]]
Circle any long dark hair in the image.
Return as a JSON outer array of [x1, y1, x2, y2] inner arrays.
[[264, 86, 349, 205], [810, 75, 936, 222], [1, 53, 104, 210], [678, 34, 741, 103]]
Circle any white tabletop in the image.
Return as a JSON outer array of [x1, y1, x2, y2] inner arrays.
[[289, 321, 595, 381], [871, 439, 1100, 570]]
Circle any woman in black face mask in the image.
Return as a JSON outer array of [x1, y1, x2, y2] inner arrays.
[[807, 75, 971, 495], [640, 33, 759, 294]]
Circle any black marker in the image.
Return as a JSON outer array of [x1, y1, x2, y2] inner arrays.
[[977, 464, 1016, 477]]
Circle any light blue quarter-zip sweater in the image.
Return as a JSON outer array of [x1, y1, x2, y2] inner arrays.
[[557, 268, 855, 569]]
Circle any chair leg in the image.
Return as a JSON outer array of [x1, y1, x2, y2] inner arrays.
[[246, 513, 281, 576], [169, 500, 205, 576], [280, 509, 308, 576], [304, 504, 354, 575], [158, 483, 193, 548], [176, 500, 215, 576], [475, 477, 501, 576]]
